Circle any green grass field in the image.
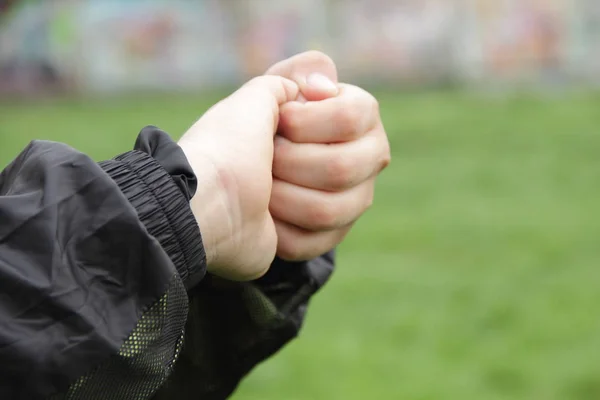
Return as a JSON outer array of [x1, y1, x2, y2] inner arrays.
[[1, 91, 600, 399]]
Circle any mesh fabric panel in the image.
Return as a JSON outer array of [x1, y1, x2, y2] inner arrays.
[[50, 275, 188, 400], [152, 278, 294, 399]]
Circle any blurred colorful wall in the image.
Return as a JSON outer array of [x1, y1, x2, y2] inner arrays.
[[1, 0, 600, 96]]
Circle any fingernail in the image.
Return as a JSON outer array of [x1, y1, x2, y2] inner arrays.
[[306, 73, 338, 93]]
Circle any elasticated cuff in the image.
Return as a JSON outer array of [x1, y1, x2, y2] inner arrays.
[[99, 150, 205, 290]]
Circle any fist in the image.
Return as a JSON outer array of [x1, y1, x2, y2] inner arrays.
[[178, 76, 299, 280], [266, 51, 391, 261]]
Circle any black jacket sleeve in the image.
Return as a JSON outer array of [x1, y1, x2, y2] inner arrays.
[[0, 126, 204, 400], [153, 253, 335, 400], [0, 126, 335, 400]]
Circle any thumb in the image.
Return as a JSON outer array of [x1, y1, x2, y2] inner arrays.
[[198, 76, 300, 138], [265, 51, 339, 102]]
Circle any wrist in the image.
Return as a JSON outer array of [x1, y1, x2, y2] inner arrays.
[[178, 140, 235, 270]]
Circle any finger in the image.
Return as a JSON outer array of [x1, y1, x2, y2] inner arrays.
[[274, 219, 352, 262], [269, 178, 375, 232], [278, 84, 380, 144], [273, 132, 389, 192], [195, 76, 300, 139], [265, 50, 339, 102]]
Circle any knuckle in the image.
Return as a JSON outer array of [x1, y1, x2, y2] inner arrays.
[[279, 107, 303, 139], [350, 87, 380, 134], [379, 137, 392, 171], [333, 104, 360, 139], [361, 91, 380, 131], [307, 198, 339, 230], [326, 154, 355, 190], [381, 151, 391, 171], [280, 105, 299, 128], [369, 93, 380, 115]]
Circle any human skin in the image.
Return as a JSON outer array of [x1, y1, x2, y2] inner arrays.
[[179, 51, 391, 281]]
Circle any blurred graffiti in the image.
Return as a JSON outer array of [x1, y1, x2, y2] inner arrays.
[[325, 0, 460, 85], [75, 1, 234, 92], [569, 0, 600, 83], [0, 0, 598, 95], [0, 1, 76, 95], [462, 0, 570, 85]]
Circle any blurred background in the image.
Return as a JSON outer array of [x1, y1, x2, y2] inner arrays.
[[1, 1, 600, 399]]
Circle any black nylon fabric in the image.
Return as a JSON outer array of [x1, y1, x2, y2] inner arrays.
[[0, 129, 203, 399], [50, 274, 188, 400], [0, 125, 335, 400], [134, 126, 198, 201], [153, 252, 335, 400], [99, 127, 206, 290]]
